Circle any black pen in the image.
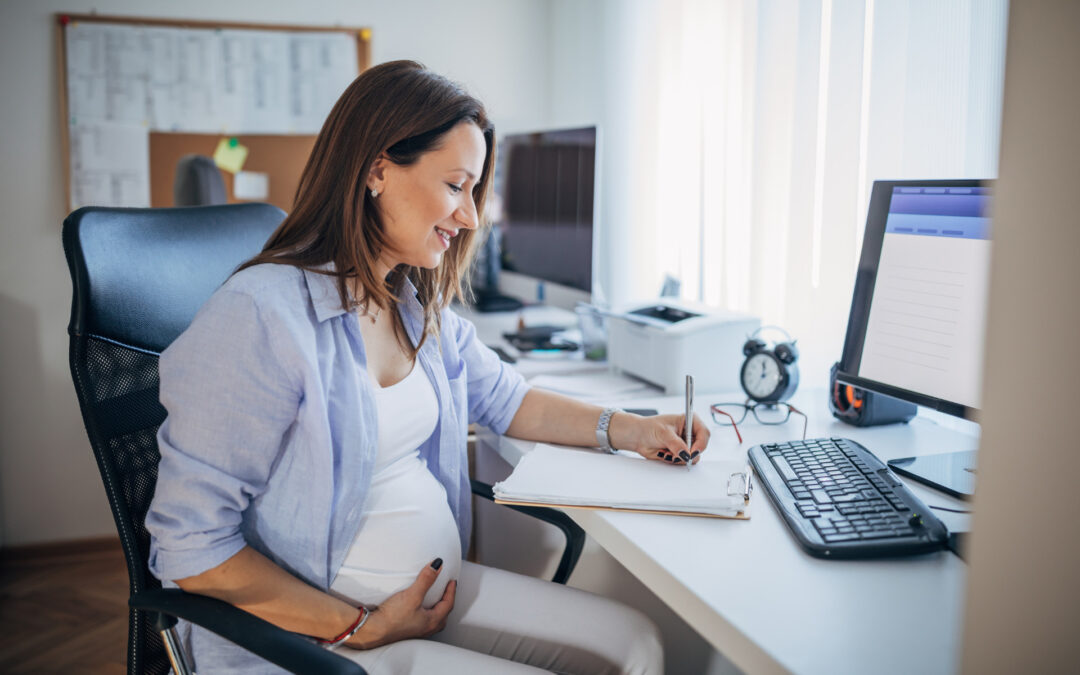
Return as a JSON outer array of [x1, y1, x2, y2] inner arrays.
[[684, 374, 693, 471]]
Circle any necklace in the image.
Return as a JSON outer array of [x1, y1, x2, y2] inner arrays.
[[357, 302, 382, 323]]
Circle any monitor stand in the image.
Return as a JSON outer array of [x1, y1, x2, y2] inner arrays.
[[887, 450, 977, 500], [474, 289, 524, 313]]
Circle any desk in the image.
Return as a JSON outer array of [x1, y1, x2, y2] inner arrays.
[[462, 305, 975, 675]]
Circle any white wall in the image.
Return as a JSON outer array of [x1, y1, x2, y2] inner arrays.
[[0, 0, 553, 547], [547, 0, 668, 308]]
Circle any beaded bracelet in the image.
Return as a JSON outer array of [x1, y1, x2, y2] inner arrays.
[[317, 606, 370, 648]]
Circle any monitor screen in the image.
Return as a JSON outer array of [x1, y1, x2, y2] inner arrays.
[[837, 180, 993, 419], [495, 126, 596, 293]]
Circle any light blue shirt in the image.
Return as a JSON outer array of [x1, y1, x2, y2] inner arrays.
[[145, 263, 529, 671]]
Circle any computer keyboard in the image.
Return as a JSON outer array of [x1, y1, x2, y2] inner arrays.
[[749, 438, 948, 558]]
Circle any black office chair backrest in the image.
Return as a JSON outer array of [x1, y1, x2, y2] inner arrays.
[[173, 155, 228, 207], [62, 204, 285, 675]]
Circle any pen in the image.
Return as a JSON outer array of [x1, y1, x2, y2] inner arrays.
[[684, 374, 694, 471]]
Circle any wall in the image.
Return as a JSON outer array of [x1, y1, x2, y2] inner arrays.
[[961, 1, 1080, 670], [0, 0, 553, 547], [548, 0, 666, 307]]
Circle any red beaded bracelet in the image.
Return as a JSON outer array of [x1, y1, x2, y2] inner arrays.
[[317, 606, 370, 648]]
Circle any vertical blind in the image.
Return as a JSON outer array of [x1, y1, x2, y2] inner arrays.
[[638, 0, 1008, 376]]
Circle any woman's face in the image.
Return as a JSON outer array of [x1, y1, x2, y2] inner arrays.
[[370, 121, 486, 273]]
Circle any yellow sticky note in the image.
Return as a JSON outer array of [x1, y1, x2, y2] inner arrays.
[[213, 137, 248, 174]]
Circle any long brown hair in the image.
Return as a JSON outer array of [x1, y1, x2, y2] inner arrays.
[[239, 60, 495, 356]]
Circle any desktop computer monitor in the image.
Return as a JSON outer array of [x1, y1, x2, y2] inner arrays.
[[836, 179, 993, 497], [494, 126, 597, 298]]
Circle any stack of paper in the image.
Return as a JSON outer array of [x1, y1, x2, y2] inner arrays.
[[493, 444, 751, 518], [528, 372, 655, 399]]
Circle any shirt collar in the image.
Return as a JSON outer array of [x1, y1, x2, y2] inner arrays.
[[302, 262, 421, 323]]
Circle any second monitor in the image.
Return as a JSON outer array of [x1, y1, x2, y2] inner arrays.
[[494, 125, 598, 302]]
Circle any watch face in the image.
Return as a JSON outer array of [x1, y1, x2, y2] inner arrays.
[[742, 352, 783, 400]]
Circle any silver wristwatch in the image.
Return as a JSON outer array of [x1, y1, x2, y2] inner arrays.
[[595, 407, 621, 453]]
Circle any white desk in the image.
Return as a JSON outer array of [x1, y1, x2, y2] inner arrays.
[[461, 305, 976, 675]]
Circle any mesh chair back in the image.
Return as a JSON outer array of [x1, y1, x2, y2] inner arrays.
[[62, 204, 285, 675]]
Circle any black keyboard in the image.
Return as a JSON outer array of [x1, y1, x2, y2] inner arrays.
[[749, 438, 948, 558]]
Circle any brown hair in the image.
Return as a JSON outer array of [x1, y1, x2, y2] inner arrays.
[[238, 60, 495, 356]]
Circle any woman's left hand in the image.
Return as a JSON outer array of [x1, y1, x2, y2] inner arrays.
[[608, 412, 710, 465]]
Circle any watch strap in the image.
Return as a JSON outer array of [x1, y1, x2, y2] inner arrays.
[[596, 407, 621, 453]]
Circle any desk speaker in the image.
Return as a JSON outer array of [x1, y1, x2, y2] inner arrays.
[[829, 362, 917, 427]]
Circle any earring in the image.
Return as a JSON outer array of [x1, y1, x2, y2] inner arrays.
[[370, 188, 379, 198]]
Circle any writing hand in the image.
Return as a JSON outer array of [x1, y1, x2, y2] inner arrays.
[[346, 558, 456, 649], [609, 412, 710, 465]]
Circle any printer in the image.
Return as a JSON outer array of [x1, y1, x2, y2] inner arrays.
[[607, 300, 760, 394]]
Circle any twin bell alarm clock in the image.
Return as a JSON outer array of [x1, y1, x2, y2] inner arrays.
[[740, 326, 799, 403]]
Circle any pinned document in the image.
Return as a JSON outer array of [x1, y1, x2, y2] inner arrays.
[[213, 137, 248, 174], [234, 171, 269, 200]]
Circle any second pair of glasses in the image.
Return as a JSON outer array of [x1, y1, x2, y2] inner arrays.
[[709, 401, 808, 443]]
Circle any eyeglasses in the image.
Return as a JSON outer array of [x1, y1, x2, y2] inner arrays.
[[709, 401, 808, 442]]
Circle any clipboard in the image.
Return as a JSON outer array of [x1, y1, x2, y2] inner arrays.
[[492, 444, 754, 520]]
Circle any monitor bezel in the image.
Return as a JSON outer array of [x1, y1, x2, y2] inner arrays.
[[835, 178, 993, 421]]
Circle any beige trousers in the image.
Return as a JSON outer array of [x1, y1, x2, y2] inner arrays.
[[334, 560, 664, 674]]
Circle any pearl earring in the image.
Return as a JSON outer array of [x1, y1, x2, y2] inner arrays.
[[370, 188, 379, 198]]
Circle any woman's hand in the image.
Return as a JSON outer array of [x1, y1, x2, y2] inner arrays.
[[347, 558, 456, 649], [608, 412, 711, 465]]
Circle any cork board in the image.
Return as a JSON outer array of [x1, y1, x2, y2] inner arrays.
[[56, 13, 371, 212]]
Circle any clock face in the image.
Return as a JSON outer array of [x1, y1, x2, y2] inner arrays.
[[742, 352, 783, 400]]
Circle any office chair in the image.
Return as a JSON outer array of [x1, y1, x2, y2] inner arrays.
[[62, 203, 585, 675], [173, 155, 227, 206]]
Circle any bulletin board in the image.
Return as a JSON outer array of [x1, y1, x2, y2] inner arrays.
[[56, 13, 371, 213]]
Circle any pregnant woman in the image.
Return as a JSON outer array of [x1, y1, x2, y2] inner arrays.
[[146, 60, 709, 674]]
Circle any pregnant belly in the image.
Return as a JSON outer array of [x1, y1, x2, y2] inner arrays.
[[330, 457, 461, 609]]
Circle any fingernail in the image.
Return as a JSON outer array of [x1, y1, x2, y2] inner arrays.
[[664, 455, 673, 462], [679, 451, 691, 462], [691, 450, 700, 459], [431, 558, 443, 570]]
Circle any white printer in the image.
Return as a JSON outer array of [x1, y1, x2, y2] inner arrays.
[[606, 300, 760, 394]]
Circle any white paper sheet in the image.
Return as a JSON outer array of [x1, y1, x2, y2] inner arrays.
[[69, 122, 150, 208], [234, 171, 269, 200], [493, 444, 750, 516]]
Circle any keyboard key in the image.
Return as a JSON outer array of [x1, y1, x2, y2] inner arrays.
[[862, 529, 896, 539], [824, 533, 859, 542], [811, 489, 832, 504], [772, 456, 798, 482]]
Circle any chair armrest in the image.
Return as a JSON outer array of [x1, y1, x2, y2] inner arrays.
[[129, 588, 366, 675], [471, 479, 586, 585]]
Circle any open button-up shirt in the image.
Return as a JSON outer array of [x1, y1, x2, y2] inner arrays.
[[146, 262, 529, 671]]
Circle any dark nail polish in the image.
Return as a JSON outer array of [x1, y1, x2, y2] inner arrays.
[[664, 455, 673, 462], [431, 558, 443, 570], [679, 450, 691, 462], [691, 451, 700, 459]]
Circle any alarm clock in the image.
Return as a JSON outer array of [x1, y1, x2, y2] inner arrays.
[[740, 326, 799, 403]]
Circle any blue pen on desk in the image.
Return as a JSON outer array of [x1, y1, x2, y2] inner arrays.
[[684, 375, 694, 471]]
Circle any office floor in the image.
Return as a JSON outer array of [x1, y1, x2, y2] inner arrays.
[[0, 538, 128, 673]]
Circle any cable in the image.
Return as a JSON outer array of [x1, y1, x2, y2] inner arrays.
[[929, 504, 972, 514]]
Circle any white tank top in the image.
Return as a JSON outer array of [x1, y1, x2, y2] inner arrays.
[[329, 361, 462, 609]]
